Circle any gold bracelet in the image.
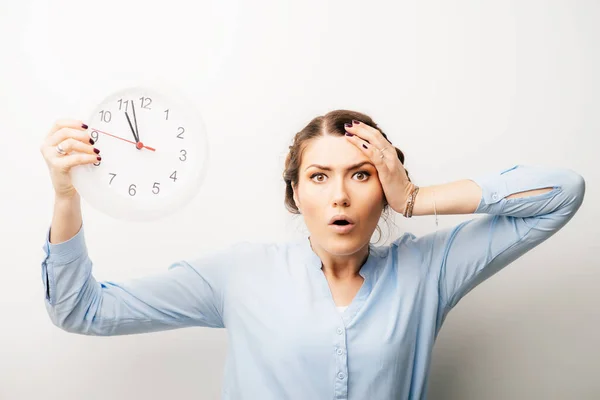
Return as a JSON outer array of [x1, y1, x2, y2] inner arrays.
[[403, 185, 419, 218], [407, 186, 419, 218]]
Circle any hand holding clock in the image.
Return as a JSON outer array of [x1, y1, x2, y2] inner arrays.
[[40, 119, 101, 199]]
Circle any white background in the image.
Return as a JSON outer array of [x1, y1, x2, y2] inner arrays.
[[0, 0, 597, 399]]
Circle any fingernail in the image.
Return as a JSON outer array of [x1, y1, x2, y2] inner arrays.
[[352, 120, 360, 125], [362, 144, 368, 149], [344, 122, 352, 128], [82, 123, 88, 129], [345, 132, 354, 137], [93, 148, 100, 154], [89, 138, 95, 145], [97, 156, 102, 161]]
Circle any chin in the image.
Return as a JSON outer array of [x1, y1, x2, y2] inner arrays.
[[325, 234, 365, 254]]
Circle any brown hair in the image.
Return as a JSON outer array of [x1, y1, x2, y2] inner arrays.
[[282, 109, 412, 243]]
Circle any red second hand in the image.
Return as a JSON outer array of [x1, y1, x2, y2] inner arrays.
[[91, 128, 156, 152]]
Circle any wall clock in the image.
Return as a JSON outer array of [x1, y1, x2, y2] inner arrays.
[[71, 86, 210, 221]]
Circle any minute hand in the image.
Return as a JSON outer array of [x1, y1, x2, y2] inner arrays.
[[131, 101, 140, 142]]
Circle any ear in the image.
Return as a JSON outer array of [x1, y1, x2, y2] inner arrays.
[[292, 184, 301, 212]]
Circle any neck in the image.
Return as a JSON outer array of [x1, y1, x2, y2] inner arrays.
[[309, 237, 370, 280]]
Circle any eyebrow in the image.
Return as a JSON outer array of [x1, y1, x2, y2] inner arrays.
[[304, 161, 375, 172]]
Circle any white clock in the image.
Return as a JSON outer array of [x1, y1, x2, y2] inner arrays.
[[71, 86, 210, 221]]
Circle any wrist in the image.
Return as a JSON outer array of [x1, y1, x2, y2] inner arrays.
[[398, 182, 417, 217], [402, 183, 419, 218], [54, 191, 80, 204]]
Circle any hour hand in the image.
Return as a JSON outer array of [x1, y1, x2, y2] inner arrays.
[[125, 112, 139, 142]]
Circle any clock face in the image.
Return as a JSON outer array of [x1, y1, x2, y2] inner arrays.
[[71, 86, 209, 221]]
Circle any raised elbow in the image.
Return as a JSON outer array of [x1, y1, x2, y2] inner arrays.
[[563, 170, 586, 211], [45, 301, 84, 334]]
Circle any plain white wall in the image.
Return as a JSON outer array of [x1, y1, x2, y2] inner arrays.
[[0, 0, 597, 398]]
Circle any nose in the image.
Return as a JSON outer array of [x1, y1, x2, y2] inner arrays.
[[332, 180, 350, 208]]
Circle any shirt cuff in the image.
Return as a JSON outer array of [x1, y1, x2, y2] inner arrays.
[[42, 222, 87, 264], [468, 164, 518, 214]]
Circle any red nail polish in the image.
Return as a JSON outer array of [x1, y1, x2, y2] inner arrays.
[[352, 120, 360, 125], [89, 138, 95, 145], [362, 144, 368, 149], [344, 122, 352, 128], [345, 132, 354, 137], [93, 148, 100, 154], [97, 156, 101, 161], [82, 123, 88, 129]]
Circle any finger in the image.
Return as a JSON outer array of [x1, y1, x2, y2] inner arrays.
[[344, 120, 387, 149], [345, 132, 398, 171], [46, 118, 88, 138], [344, 132, 382, 162], [56, 152, 101, 170], [47, 127, 95, 147], [54, 137, 99, 157]]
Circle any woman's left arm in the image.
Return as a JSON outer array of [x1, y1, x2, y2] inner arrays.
[[406, 164, 586, 328], [341, 122, 586, 324], [404, 164, 575, 216]]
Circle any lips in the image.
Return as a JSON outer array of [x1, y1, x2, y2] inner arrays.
[[329, 220, 356, 234], [328, 214, 355, 225]]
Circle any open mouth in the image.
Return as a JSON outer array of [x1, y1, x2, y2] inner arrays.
[[332, 220, 351, 226], [329, 219, 355, 233]]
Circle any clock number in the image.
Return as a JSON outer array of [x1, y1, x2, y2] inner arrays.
[[139, 97, 152, 109], [129, 184, 137, 196], [164, 109, 169, 120], [91, 130, 99, 143], [177, 127, 185, 139], [179, 150, 187, 161], [117, 99, 131, 112], [152, 182, 160, 194], [170, 171, 178, 182], [108, 173, 117, 185], [99, 110, 112, 123]]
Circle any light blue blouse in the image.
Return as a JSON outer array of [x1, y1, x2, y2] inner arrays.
[[40, 164, 585, 400]]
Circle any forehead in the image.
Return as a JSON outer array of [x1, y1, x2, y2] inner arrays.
[[301, 135, 368, 168]]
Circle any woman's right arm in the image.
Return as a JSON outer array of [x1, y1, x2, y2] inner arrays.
[[41, 220, 235, 335], [40, 119, 238, 335]]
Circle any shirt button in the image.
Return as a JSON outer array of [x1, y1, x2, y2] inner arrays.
[[337, 348, 344, 355], [338, 372, 345, 380], [336, 328, 344, 335]]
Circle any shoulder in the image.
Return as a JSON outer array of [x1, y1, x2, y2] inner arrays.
[[230, 239, 298, 259], [194, 238, 299, 268], [387, 228, 456, 267], [389, 231, 429, 257]]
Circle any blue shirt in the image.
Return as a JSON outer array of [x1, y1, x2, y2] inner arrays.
[[40, 164, 585, 400]]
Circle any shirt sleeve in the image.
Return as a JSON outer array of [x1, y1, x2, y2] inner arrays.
[[408, 164, 586, 330], [40, 223, 251, 336]]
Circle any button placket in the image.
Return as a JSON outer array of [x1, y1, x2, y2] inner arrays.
[[334, 326, 348, 399]]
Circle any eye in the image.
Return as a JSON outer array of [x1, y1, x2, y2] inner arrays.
[[354, 171, 371, 181], [310, 173, 326, 182], [309, 171, 371, 182]]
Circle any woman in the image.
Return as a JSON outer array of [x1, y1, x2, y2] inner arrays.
[[39, 110, 585, 400]]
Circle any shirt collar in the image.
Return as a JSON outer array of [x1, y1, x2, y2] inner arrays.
[[298, 235, 385, 277]]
